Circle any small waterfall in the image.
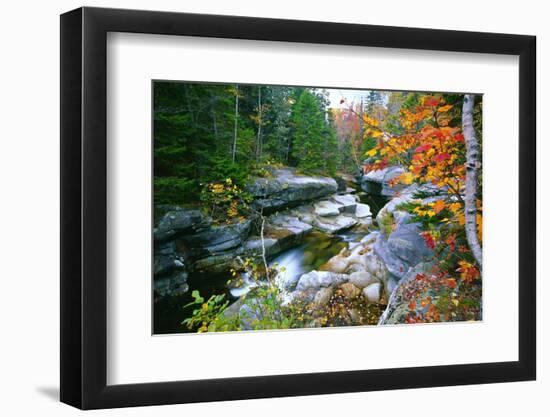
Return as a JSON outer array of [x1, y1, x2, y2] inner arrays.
[[271, 245, 308, 290]]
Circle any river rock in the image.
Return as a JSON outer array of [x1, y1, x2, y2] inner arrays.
[[340, 282, 361, 299], [314, 200, 343, 216], [362, 282, 382, 304], [361, 166, 406, 197], [374, 216, 433, 280], [313, 287, 334, 307], [314, 215, 357, 234], [355, 203, 372, 218], [332, 194, 358, 213], [320, 252, 350, 273], [295, 270, 349, 291], [348, 271, 379, 289], [246, 167, 338, 212]]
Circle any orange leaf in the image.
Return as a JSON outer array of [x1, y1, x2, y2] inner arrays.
[[433, 200, 445, 214], [437, 104, 453, 113]]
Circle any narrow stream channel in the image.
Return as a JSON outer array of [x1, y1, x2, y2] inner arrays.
[[153, 186, 387, 334]]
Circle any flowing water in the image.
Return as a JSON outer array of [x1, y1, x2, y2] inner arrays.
[[154, 188, 388, 334]]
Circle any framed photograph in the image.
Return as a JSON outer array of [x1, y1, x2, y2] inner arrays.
[[60, 6, 536, 409]]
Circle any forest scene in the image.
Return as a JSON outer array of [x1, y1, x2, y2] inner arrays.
[[153, 81, 483, 334]]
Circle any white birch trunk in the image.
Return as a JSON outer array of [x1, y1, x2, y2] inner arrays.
[[462, 94, 483, 270]]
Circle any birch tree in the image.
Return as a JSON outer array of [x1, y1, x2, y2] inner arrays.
[[462, 94, 483, 270]]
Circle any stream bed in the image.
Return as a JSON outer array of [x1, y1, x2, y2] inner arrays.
[[153, 189, 387, 334]]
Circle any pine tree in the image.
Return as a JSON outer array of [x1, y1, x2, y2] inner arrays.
[[290, 90, 326, 174]]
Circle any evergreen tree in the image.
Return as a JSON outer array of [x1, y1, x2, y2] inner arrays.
[[290, 90, 327, 173]]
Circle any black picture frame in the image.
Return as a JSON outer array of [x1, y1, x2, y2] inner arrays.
[[60, 6, 536, 410]]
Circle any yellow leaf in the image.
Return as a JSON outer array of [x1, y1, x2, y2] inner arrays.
[[370, 130, 384, 138], [399, 172, 414, 185], [437, 104, 453, 113], [366, 148, 378, 157]]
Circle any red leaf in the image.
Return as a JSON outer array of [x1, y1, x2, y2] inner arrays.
[[424, 97, 440, 107], [415, 144, 431, 153], [444, 278, 457, 289], [433, 152, 451, 163], [420, 232, 436, 249]]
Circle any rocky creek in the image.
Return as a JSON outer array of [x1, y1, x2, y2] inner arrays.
[[153, 166, 442, 333]]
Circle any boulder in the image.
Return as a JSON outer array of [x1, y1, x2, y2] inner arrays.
[[313, 287, 334, 307], [339, 282, 361, 299], [348, 271, 379, 289], [378, 262, 436, 325], [333, 176, 347, 192], [361, 166, 406, 197], [314, 215, 358, 234], [355, 203, 372, 218], [362, 282, 382, 304], [183, 218, 254, 254], [332, 194, 358, 213], [363, 254, 389, 283], [247, 167, 338, 212], [153, 241, 186, 276], [295, 270, 349, 291], [314, 200, 343, 217], [246, 214, 313, 258], [193, 252, 240, 274], [154, 271, 189, 297], [374, 216, 433, 280], [375, 183, 448, 229], [320, 253, 350, 273], [154, 209, 207, 241]]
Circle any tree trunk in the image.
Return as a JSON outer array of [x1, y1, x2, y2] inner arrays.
[[256, 86, 262, 161], [232, 85, 239, 163], [462, 94, 483, 270]]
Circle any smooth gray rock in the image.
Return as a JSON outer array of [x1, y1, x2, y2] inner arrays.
[[246, 168, 338, 212], [374, 217, 433, 279], [348, 271, 379, 289], [332, 194, 358, 213], [355, 203, 372, 218], [313, 287, 334, 307], [295, 270, 349, 291], [313, 215, 358, 234], [314, 200, 343, 216], [362, 282, 382, 304]]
